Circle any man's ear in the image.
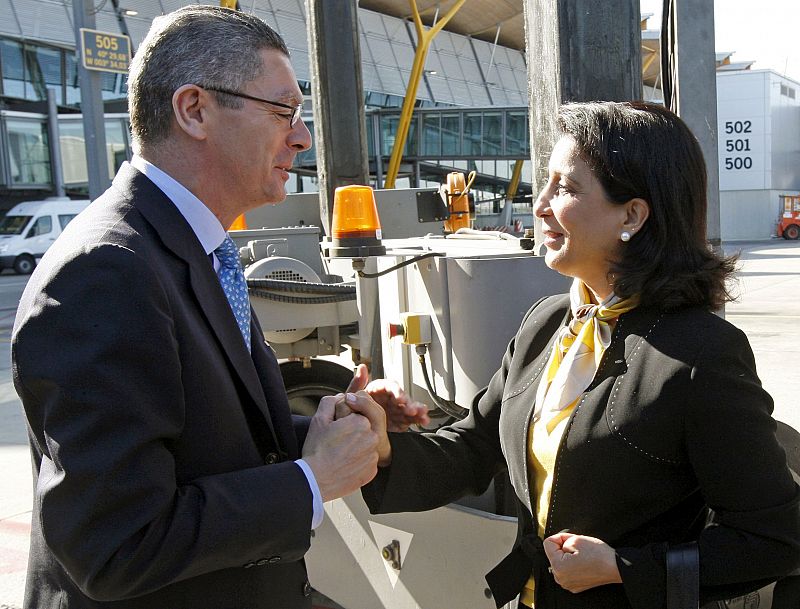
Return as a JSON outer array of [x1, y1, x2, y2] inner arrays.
[[172, 84, 210, 141], [622, 197, 650, 234]]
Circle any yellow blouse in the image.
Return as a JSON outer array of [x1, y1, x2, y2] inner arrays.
[[519, 402, 577, 608]]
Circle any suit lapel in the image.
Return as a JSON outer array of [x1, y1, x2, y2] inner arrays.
[[113, 164, 284, 453]]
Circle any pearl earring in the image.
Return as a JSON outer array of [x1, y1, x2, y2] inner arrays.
[[620, 231, 632, 242]]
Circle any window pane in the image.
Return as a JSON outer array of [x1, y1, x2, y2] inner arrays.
[[441, 114, 460, 156], [404, 117, 417, 156], [33, 215, 53, 235], [105, 119, 128, 178], [1, 40, 25, 99], [296, 119, 315, 167], [381, 116, 398, 156], [58, 214, 77, 230], [464, 112, 482, 156], [6, 119, 51, 185], [65, 53, 80, 106], [23, 45, 47, 100], [59, 120, 88, 185], [366, 115, 374, 157], [36, 47, 62, 87], [506, 112, 528, 156], [421, 114, 440, 157], [483, 112, 502, 156]]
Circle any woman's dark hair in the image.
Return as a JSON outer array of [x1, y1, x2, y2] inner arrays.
[[556, 101, 737, 310]]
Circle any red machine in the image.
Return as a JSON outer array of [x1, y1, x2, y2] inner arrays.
[[778, 194, 800, 240]]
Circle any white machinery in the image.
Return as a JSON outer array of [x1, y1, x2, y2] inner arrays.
[[233, 187, 570, 609]]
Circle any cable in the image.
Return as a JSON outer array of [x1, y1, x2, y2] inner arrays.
[[246, 278, 355, 295], [416, 345, 469, 420], [356, 252, 444, 279], [447, 227, 518, 240], [247, 288, 355, 305], [246, 278, 356, 305]]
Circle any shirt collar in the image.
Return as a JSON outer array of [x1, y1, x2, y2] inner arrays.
[[130, 155, 226, 255]]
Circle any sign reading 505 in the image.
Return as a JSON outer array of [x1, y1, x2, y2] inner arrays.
[[80, 29, 131, 74]]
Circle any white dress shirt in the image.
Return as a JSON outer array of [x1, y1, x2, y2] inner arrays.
[[129, 155, 324, 529]]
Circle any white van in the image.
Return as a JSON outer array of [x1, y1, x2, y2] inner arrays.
[[0, 197, 90, 274]]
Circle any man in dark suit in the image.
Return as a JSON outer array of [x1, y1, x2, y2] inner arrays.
[[12, 6, 388, 608]]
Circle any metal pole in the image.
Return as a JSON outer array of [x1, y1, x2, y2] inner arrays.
[[306, 0, 369, 236], [524, 0, 642, 251], [662, 0, 721, 249], [71, 0, 110, 200], [46, 89, 66, 197]]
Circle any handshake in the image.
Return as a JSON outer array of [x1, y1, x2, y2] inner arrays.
[[301, 364, 430, 503]]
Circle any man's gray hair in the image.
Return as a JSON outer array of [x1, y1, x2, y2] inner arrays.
[[128, 5, 289, 149]]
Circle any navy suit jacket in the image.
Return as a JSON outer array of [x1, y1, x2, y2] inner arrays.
[[13, 163, 314, 608]]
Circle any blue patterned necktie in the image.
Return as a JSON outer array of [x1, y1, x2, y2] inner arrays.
[[214, 235, 251, 351]]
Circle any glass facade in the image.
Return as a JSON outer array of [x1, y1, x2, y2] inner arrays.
[[5, 117, 51, 185], [58, 117, 130, 185], [0, 37, 126, 105]]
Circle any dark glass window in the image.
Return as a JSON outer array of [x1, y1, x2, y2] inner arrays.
[[65, 52, 80, 105], [421, 114, 440, 156], [58, 214, 78, 229], [0, 215, 32, 235], [1, 39, 25, 98], [27, 215, 52, 237]]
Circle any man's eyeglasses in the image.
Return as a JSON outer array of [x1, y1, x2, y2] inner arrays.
[[203, 86, 303, 127]]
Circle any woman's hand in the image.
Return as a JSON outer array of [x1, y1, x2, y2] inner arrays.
[[543, 533, 622, 593], [342, 364, 430, 432]]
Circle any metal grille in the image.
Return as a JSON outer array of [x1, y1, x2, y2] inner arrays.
[[266, 269, 306, 282]]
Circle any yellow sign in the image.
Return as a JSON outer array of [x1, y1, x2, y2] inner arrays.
[[80, 28, 131, 74]]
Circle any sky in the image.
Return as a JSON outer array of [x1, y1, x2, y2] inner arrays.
[[639, 0, 800, 84]]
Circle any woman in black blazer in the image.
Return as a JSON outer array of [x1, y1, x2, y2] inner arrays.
[[361, 101, 800, 609]]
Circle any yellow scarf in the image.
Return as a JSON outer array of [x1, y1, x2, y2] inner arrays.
[[534, 280, 639, 432]]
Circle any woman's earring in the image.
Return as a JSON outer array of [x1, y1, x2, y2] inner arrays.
[[620, 230, 632, 242]]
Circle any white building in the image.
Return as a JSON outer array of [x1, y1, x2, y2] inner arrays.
[[716, 69, 800, 240]]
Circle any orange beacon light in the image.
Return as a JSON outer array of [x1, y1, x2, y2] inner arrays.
[[443, 171, 473, 233], [329, 184, 386, 257]]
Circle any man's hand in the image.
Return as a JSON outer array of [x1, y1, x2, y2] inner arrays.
[[343, 364, 430, 432], [302, 394, 381, 502], [543, 533, 622, 593]]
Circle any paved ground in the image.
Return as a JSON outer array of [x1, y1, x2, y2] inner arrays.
[[0, 240, 797, 607]]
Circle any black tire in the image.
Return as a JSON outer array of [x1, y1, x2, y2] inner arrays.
[[13, 254, 35, 275], [280, 359, 354, 416], [784, 224, 800, 240]]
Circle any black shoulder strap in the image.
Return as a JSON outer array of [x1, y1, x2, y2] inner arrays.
[[666, 542, 700, 609]]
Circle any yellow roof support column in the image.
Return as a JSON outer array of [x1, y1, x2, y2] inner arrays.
[[383, 0, 466, 189]]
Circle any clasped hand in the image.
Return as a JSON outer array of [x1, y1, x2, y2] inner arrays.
[[543, 532, 622, 593], [302, 364, 429, 503]]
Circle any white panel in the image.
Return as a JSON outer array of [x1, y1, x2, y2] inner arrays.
[[767, 72, 800, 191], [427, 74, 455, 106], [717, 72, 769, 191], [273, 13, 306, 52], [719, 189, 781, 240], [0, 0, 23, 37], [364, 35, 398, 68], [15, 0, 74, 45]]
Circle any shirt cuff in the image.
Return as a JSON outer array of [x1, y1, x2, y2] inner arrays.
[[295, 459, 324, 529]]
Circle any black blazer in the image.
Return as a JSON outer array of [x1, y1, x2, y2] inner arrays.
[[13, 163, 315, 609], [363, 294, 800, 609]]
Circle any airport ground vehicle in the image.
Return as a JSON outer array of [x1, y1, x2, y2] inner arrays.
[[778, 194, 800, 240], [0, 197, 89, 273], [235, 186, 562, 608]]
